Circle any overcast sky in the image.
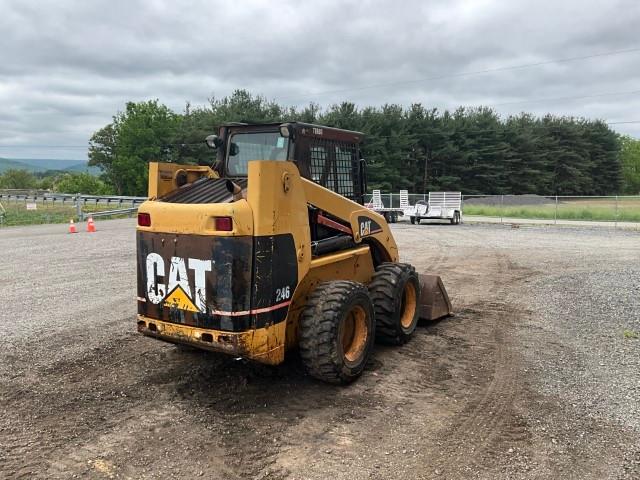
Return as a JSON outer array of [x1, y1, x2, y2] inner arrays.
[[1, 0, 639, 161]]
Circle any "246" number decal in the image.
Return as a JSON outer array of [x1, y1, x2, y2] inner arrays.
[[275, 286, 291, 302]]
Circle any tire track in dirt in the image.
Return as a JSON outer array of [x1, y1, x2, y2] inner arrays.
[[5, 222, 636, 479], [420, 232, 536, 478], [266, 226, 536, 479]]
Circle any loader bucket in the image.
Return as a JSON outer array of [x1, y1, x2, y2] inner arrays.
[[418, 274, 453, 320]]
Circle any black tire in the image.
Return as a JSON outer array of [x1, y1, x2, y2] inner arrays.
[[450, 211, 460, 225], [369, 263, 420, 345], [410, 216, 416, 225], [299, 281, 375, 384]]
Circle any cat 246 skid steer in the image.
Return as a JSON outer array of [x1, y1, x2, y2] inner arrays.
[[136, 122, 452, 383]]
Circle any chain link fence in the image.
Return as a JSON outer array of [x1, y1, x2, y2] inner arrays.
[[363, 192, 640, 228], [2, 189, 639, 229]]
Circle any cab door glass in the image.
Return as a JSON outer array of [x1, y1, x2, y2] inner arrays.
[[227, 132, 289, 175]]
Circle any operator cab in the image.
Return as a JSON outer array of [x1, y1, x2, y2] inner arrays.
[[206, 122, 367, 205]]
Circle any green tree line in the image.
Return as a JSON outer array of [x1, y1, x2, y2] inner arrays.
[[80, 90, 640, 196], [0, 169, 112, 195]]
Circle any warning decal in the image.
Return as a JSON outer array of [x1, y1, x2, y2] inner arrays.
[[163, 285, 199, 312]]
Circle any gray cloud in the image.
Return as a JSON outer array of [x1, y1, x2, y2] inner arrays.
[[0, 0, 638, 161]]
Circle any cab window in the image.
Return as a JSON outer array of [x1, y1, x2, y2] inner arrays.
[[227, 132, 289, 175]]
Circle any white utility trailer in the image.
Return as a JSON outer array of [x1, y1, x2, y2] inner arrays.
[[365, 189, 406, 223], [404, 191, 462, 225]]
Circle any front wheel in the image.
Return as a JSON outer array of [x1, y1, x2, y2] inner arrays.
[[369, 263, 420, 345], [299, 281, 375, 384]]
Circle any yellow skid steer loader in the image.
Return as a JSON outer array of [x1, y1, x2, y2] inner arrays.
[[136, 122, 452, 383]]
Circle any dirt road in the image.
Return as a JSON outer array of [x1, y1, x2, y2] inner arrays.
[[1, 219, 638, 479]]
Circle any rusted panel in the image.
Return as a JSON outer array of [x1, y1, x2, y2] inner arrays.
[[418, 274, 453, 320], [137, 316, 285, 365], [137, 231, 253, 331], [251, 235, 298, 328], [137, 230, 298, 332]]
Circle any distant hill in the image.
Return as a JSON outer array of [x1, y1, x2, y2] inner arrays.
[[0, 157, 41, 173], [0, 157, 100, 175], [61, 162, 101, 174]]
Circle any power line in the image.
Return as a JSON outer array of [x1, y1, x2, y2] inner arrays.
[[276, 47, 640, 103], [3, 85, 639, 149], [607, 120, 640, 125], [488, 89, 640, 107]]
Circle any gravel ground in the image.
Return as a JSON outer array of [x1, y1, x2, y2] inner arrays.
[[0, 219, 638, 479]]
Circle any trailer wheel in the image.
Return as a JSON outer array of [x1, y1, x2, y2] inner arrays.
[[451, 211, 461, 225], [299, 281, 375, 384], [410, 216, 415, 225], [369, 263, 420, 345]]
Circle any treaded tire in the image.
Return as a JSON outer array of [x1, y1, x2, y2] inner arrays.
[[410, 216, 416, 225], [369, 263, 420, 345], [299, 281, 375, 384]]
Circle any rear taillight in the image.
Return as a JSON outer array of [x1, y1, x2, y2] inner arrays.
[[138, 212, 151, 227], [214, 216, 233, 231]]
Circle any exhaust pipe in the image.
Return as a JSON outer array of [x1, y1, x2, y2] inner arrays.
[[226, 180, 245, 201]]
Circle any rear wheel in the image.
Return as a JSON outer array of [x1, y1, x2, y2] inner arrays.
[[450, 211, 461, 225], [369, 263, 420, 345], [299, 281, 375, 384], [410, 216, 415, 225]]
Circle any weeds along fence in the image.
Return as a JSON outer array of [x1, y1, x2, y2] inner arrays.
[[0, 190, 146, 227], [2, 189, 639, 228], [362, 193, 640, 227]]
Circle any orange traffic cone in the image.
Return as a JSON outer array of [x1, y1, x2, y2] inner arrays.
[[87, 216, 96, 233], [69, 219, 77, 234]]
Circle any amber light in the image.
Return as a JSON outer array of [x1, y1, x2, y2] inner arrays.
[[138, 212, 151, 227], [214, 216, 233, 231]]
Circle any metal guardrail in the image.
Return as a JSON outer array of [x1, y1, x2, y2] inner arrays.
[[0, 190, 147, 224], [86, 207, 139, 220], [0, 190, 146, 205]]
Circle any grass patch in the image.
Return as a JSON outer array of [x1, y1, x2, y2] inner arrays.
[[623, 330, 638, 339], [0, 202, 134, 227], [464, 200, 640, 222]]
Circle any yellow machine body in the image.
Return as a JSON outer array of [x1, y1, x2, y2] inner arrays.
[[137, 160, 405, 365]]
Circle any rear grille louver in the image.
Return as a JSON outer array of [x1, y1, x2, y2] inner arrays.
[[160, 178, 248, 204]]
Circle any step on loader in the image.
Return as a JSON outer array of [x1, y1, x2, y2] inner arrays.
[[136, 122, 452, 383]]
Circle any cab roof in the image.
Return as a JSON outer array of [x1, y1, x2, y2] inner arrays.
[[219, 121, 364, 144]]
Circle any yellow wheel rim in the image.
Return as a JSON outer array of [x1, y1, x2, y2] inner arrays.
[[341, 305, 368, 363], [400, 281, 418, 329]]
